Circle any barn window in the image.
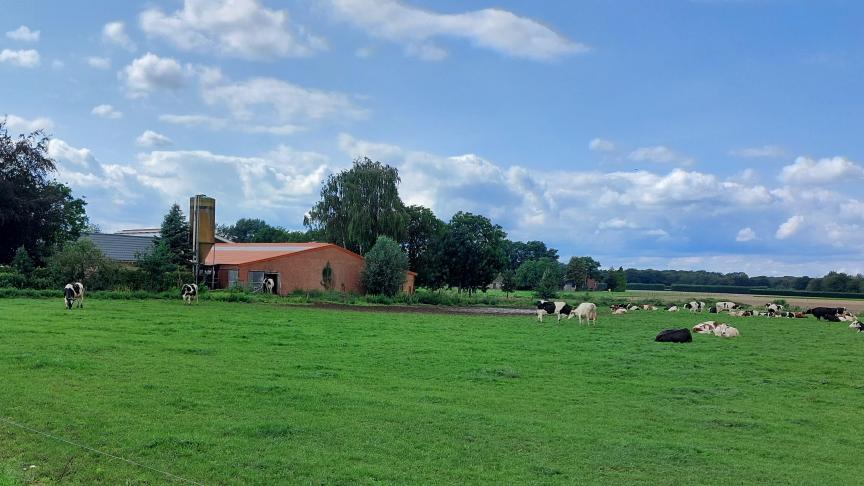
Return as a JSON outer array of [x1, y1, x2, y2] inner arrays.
[[228, 269, 239, 288], [249, 271, 265, 291]]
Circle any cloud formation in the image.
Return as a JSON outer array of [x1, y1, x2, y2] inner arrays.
[[91, 104, 123, 119], [0, 49, 40, 67], [776, 215, 804, 240], [120, 53, 187, 98], [628, 145, 693, 165], [589, 138, 616, 152], [136, 130, 173, 147], [6, 26, 40, 42], [326, 0, 587, 61], [780, 156, 864, 184], [5, 115, 54, 133], [140, 0, 326, 59], [86, 57, 111, 69], [102, 21, 137, 51], [730, 145, 785, 158]]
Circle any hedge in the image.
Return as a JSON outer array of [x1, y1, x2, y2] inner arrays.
[[627, 283, 668, 291], [669, 284, 752, 293], [667, 284, 864, 300]]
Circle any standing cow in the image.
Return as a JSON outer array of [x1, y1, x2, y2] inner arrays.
[[64, 282, 85, 310], [715, 301, 739, 311], [182, 283, 198, 305], [536, 300, 573, 323], [573, 302, 598, 325], [263, 278, 275, 294]]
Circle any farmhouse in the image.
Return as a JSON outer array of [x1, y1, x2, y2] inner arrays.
[[203, 242, 416, 295]]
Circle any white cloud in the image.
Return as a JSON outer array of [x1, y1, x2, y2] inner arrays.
[[779, 156, 864, 185], [91, 104, 123, 119], [48, 139, 95, 167], [201, 77, 367, 124], [102, 21, 136, 51], [139, 0, 326, 60], [730, 145, 785, 158], [326, 0, 588, 61], [86, 56, 111, 69], [736, 227, 756, 242], [160, 113, 228, 129], [0, 49, 40, 67], [599, 218, 637, 230], [136, 130, 172, 147], [776, 215, 804, 240], [589, 138, 616, 152], [6, 26, 40, 42], [5, 115, 54, 132], [120, 53, 186, 98], [628, 145, 693, 165]]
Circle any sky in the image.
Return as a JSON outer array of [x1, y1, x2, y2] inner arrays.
[[2, 0, 863, 277]]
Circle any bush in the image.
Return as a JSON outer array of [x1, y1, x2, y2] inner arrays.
[[362, 236, 408, 297], [47, 239, 118, 290]]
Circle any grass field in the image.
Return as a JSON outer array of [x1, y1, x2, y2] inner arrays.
[[1, 299, 863, 485]]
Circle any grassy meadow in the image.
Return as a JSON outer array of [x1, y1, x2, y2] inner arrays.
[[1, 298, 863, 484]]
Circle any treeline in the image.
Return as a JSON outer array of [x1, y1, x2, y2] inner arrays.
[[625, 268, 864, 294]]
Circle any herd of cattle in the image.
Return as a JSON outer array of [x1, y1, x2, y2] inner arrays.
[[535, 297, 864, 343]]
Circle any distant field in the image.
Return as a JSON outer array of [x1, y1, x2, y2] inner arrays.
[[2, 299, 863, 484]]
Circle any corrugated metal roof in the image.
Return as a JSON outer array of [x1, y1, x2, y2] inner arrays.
[[84, 233, 156, 262], [204, 242, 346, 265]]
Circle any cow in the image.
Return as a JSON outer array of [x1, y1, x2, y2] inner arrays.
[[729, 310, 752, 317], [708, 306, 718, 313], [613, 308, 628, 315], [182, 283, 198, 305], [849, 321, 863, 332], [713, 324, 740, 338], [63, 282, 84, 310], [715, 301, 739, 311], [536, 300, 573, 323], [655, 328, 692, 343], [667, 305, 679, 312], [692, 321, 718, 334], [804, 307, 844, 321], [627, 304, 641, 311], [642, 304, 658, 311], [765, 303, 784, 313], [839, 314, 857, 322], [683, 301, 706, 312], [610, 304, 627, 311], [263, 278, 275, 294], [573, 302, 598, 325], [794, 312, 807, 318], [824, 314, 841, 322]]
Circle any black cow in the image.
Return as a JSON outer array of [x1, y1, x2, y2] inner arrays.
[[182, 283, 198, 305], [805, 307, 844, 320], [655, 328, 692, 343], [64, 282, 84, 310]]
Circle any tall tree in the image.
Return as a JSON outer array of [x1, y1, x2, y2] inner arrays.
[[565, 256, 602, 289], [0, 120, 88, 264], [305, 157, 407, 254], [219, 218, 321, 243], [361, 236, 409, 296], [402, 205, 446, 287], [442, 212, 507, 293], [504, 240, 559, 271], [159, 203, 192, 267]]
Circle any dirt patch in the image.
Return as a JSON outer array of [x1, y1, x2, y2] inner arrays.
[[311, 303, 533, 316]]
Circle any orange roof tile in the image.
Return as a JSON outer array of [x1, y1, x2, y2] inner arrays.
[[203, 242, 338, 265]]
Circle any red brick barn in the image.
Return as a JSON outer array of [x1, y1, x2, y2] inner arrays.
[[204, 242, 416, 295]]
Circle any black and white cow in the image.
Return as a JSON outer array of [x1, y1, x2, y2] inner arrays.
[[765, 303, 784, 313], [64, 282, 84, 310], [263, 278, 275, 294], [182, 283, 198, 305], [684, 301, 706, 312], [536, 300, 573, 323]]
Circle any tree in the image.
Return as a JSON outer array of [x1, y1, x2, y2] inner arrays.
[[504, 240, 559, 271], [158, 203, 192, 267], [535, 266, 563, 299], [217, 218, 319, 243], [565, 256, 602, 289], [135, 240, 180, 291], [442, 212, 507, 293], [605, 266, 627, 292], [515, 258, 559, 290], [500, 269, 517, 298], [217, 218, 269, 242], [0, 120, 89, 264], [361, 236, 408, 296], [403, 205, 446, 287], [11, 246, 33, 276], [47, 239, 117, 289], [321, 262, 334, 291], [305, 157, 407, 255]]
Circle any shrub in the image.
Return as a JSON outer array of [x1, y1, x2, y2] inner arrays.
[[362, 236, 408, 297]]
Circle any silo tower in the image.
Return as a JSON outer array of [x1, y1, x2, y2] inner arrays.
[[190, 194, 216, 283]]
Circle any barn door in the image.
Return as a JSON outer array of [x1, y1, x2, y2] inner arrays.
[[264, 273, 279, 294]]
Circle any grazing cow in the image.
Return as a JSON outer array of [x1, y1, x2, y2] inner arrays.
[[182, 283, 199, 305], [613, 308, 628, 315], [536, 300, 573, 323], [685, 301, 706, 312], [655, 328, 692, 343], [708, 306, 718, 313], [715, 301, 739, 311], [713, 324, 740, 338], [667, 305, 679, 312], [765, 303, 784, 313], [692, 321, 718, 334], [573, 302, 598, 325], [804, 307, 844, 321], [63, 282, 84, 310], [263, 278, 275, 294]]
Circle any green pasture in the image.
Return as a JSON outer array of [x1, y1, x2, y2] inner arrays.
[[1, 299, 862, 484]]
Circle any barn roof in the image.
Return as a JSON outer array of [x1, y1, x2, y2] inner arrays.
[[84, 233, 156, 263], [203, 242, 353, 265]]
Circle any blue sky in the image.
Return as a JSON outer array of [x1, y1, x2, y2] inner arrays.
[[2, 0, 863, 276]]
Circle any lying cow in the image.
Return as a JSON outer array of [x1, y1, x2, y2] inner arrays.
[[536, 300, 574, 323], [729, 310, 753, 317], [182, 283, 199, 305], [627, 304, 641, 311], [667, 305, 679, 312], [692, 321, 718, 334], [612, 308, 628, 315], [684, 301, 706, 312], [655, 328, 692, 343], [573, 302, 598, 325], [64, 282, 84, 310], [713, 323, 740, 338], [715, 301, 739, 311], [642, 304, 658, 311], [849, 321, 863, 332], [765, 303, 784, 313]]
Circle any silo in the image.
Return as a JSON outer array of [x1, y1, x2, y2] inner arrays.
[[190, 195, 216, 280]]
